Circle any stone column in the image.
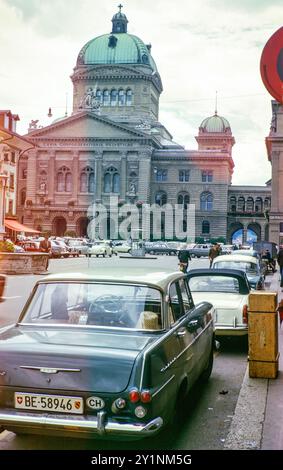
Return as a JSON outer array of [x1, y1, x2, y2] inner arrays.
[[96, 152, 103, 201], [120, 152, 127, 201], [48, 152, 55, 202], [242, 225, 247, 244], [72, 151, 79, 203], [26, 150, 37, 202], [138, 150, 152, 202]]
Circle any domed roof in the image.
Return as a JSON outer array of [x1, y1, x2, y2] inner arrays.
[[77, 33, 157, 71], [76, 8, 157, 72], [199, 113, 231, 133]]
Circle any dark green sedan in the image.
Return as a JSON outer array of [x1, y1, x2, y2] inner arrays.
[[0, 267, 215, 439]]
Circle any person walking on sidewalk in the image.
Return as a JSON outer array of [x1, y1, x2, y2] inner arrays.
[[277, 246, 283, 288], [39, 235, 52, 269], [208, 243, 221, 268]]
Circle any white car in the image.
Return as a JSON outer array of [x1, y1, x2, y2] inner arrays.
[[112, 242, 132, 255], [212, 254, 265, 290], [87, 241, 112, 257], [187, 268, 250, 336]]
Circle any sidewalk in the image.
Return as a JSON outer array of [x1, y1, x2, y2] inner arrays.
[[224, 271, 283, 450]]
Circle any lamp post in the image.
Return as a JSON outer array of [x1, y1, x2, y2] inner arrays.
[[0, 173, 8, 241]]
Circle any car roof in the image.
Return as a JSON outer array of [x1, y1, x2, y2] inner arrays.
[[213, 254, 258, 263], [187, 268, 250, 294], [38, 267, 185, 291]]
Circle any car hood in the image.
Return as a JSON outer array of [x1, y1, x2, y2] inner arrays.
[[0, 325, 152, 393]]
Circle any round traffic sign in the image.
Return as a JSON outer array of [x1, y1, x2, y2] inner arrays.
[[260, 26, 283, 103]]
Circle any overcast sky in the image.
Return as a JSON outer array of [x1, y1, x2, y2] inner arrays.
[[0, 0, 282, 185]]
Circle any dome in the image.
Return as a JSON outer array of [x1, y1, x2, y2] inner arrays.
[[199, 113, 231, 133], [76, 8, 157, 72], [77, 33, 157, 72]]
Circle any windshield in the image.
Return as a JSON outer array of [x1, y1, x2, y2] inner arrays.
[[188, 276, 240, 293], [214, 261, 258, 274], [21, 282, 162, 330]]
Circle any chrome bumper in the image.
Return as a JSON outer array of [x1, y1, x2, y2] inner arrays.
[[0, 409, 163, 438]]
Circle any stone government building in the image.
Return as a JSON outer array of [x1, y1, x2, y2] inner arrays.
[[17, 8, 271, 243]]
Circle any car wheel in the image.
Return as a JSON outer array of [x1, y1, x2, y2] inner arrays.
[[200, 345, 214, 382]]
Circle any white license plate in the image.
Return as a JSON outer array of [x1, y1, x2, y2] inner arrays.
[[14, 392, 83, 414]]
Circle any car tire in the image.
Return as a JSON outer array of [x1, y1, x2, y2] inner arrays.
[[200, 345, 214, 382]]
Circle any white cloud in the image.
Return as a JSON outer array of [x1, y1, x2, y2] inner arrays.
[[0, 0, 279, 185]]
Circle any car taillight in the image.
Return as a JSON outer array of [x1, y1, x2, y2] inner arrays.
[[140, 390, 152, 403], [129, 389, 140, 403], [243, 304, 248, 324]]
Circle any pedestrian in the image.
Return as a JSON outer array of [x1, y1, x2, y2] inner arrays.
[[178, 249, 191, 273], [208, 243, 221, 268], [39, 235, 52, 269], [277, 246, 283, 289]]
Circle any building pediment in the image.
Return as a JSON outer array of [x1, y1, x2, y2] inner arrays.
[[25, 112, 150, 141]]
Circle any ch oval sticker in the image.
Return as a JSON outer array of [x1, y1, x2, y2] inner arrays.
[[86, 396, 105, 410]]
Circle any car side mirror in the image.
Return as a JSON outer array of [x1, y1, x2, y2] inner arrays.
[[187, 318, 199, 333]]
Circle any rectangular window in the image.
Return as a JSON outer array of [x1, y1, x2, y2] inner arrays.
[[155, 169, 168, 182], [179, 170, 190, 182], [202, 170, 213, 182]]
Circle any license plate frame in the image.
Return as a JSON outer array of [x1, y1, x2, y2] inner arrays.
[[14, 392, 84, 414]]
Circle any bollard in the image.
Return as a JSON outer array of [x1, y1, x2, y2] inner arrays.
[[248, 291, 279, 379]]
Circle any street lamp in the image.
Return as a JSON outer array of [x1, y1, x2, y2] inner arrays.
[[0, 173, 8, 240]]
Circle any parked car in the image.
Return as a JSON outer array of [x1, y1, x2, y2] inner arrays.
[[112, 242, 131, 255], [17, 241, 40, 252], [232, 249, 259, 259], [145, 242, 177, 256], [212, 254, 265, 290], [0, 267, 215, 439], [187, 268, 250, 337], [188, 244, 211, 258], [87, 241, 112, 257], [65, 239, 90, 255]]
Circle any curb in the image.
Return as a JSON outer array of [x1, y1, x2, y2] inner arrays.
[[224, 366, 268, 449]]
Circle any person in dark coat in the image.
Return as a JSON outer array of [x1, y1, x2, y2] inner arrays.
[[178, 249, 191, 272], [277, 247, 283, 288]]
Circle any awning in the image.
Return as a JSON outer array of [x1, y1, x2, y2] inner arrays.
[[4, 219, 40, 234]]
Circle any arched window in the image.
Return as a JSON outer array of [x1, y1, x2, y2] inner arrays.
[[255, 197, 263, 212], [126, 89, 132, 106], [230, 196, 237, 212], [57, 172, 64, 192], [202, 220, 210, 234], [20, 188, 26, 206], [103, 90, 110, 106], [237, 196, 245, 212], [177, 192, 190, 209], [110, 89, 117, 106], [80, 172, 88, 192], [95, 89, 102, 103], [57, 166, 72, 192], [264, 198, 270, 209], [65, 173, 72, 192], [104, 167, 120, 193], [104, 173, 111, 193], [89, 171, 95, 193], [80, 167, 95, 193], [118, 89, 125, 106], [113, 173, 120, 193], [155, 169, 168, 182], [246, 197, 254, 212], [155, 191, 167, 206], [200, 192, 213, 211]]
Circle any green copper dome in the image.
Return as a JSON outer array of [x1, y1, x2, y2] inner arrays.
[[77, 33, 157, 71], [200, 113, 231, 133]]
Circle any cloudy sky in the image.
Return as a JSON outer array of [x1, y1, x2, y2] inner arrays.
[[0, 0, 282, 185]]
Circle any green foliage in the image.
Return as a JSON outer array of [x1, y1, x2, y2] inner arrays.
[[0, 240, 15, 252]]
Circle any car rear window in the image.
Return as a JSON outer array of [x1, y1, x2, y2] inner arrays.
[[21, 282, 162, 330], [188, 275, 240, 293]]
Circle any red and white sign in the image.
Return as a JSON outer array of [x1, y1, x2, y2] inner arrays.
[[260, 27, 283, 103]]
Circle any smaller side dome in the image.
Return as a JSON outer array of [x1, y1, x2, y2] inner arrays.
[[199, 113, 231, 133]]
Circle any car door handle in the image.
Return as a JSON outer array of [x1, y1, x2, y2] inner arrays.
[[176, 328, 186, 337]]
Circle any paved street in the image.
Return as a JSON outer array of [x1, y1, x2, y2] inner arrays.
[[0, 255, 248, 450]]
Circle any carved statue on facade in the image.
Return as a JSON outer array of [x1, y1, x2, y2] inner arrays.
[[79, 87, 101, 111], [128, 182, 136, 195], [28, 120, 39, 130]]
